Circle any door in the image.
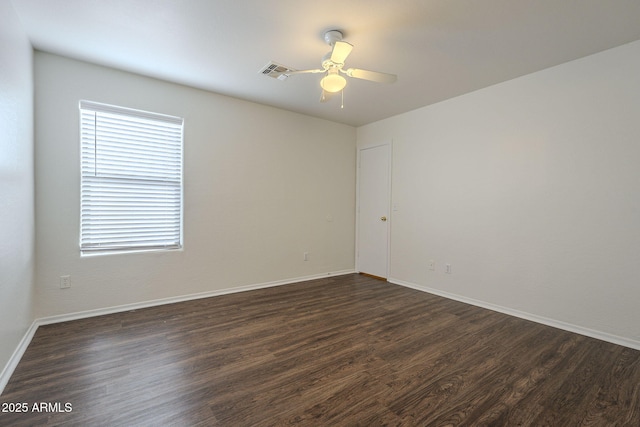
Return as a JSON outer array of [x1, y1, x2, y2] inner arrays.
[[357, 143, 391, 278]]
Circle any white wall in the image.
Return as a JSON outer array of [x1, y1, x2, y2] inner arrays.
[[35, 52, 356, 318], [0, 0, 35, 383], [358, 40, 640, 347]]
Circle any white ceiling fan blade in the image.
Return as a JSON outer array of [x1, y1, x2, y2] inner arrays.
[[345, 68, 397, 83], [285, 69, 324, 75], [330, 41, 353, 64]]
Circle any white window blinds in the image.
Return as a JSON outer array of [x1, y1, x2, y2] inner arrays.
[[80, 100, 183, 254]]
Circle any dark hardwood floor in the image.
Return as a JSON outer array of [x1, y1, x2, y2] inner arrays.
[[1, 274, 639, 426]]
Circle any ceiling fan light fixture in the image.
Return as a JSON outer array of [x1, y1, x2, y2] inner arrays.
[[265, 29, 396, 105], [320, 71, 346, 93]]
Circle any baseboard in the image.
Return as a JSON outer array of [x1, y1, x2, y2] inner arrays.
[[0, 320, 39, 395], [37, 270, 355, 326], [388, 277, 640, 351], [0, 269, 355, 395]]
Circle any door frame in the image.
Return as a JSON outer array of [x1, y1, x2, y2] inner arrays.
[[355, 140, 393, 278]]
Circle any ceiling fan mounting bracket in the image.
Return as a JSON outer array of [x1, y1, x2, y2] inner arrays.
[[323, 30, 343, 46]]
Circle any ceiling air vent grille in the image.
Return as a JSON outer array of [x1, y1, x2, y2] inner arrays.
[[260, 61, 294, 80]]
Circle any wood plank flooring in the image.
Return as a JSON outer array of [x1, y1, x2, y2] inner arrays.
[[1, 274, 639, 426]]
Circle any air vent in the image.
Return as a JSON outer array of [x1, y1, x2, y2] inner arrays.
[[260, 61, 294, 80]]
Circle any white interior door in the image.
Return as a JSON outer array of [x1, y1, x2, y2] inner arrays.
[[357, 144, 390, 278]]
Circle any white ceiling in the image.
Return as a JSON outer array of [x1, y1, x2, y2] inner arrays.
[[11, 0, 640, 126]]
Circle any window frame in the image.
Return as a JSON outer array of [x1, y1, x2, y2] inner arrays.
[[79, 100, 184, 256]]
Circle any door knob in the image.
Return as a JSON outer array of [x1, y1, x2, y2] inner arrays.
[[380, 216, 387, 221]]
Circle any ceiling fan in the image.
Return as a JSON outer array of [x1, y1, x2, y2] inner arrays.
[[261, 30, 397, 104]]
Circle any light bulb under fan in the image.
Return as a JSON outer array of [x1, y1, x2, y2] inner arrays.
[[320, 69, 346, 93]]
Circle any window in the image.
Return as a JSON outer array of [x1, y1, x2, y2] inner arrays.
[[80, 101, 183, 255]]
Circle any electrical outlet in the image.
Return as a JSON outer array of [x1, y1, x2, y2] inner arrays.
[[60, 275, 71, 289], [445, 264, 452, 274], [428, 260, 435, 271], [303, 252, 309, 261]]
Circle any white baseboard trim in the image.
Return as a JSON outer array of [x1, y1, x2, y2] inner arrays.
[[0, 269, 355, 395], [388, 276, 640, 351], [0, 320, 39, 395], [37, 270, 355, 326]]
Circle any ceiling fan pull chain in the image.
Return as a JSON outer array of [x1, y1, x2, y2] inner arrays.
[[341, 89, 344, 109]]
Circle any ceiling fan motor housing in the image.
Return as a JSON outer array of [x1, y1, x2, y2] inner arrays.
[[322, 52, 340, 70]]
